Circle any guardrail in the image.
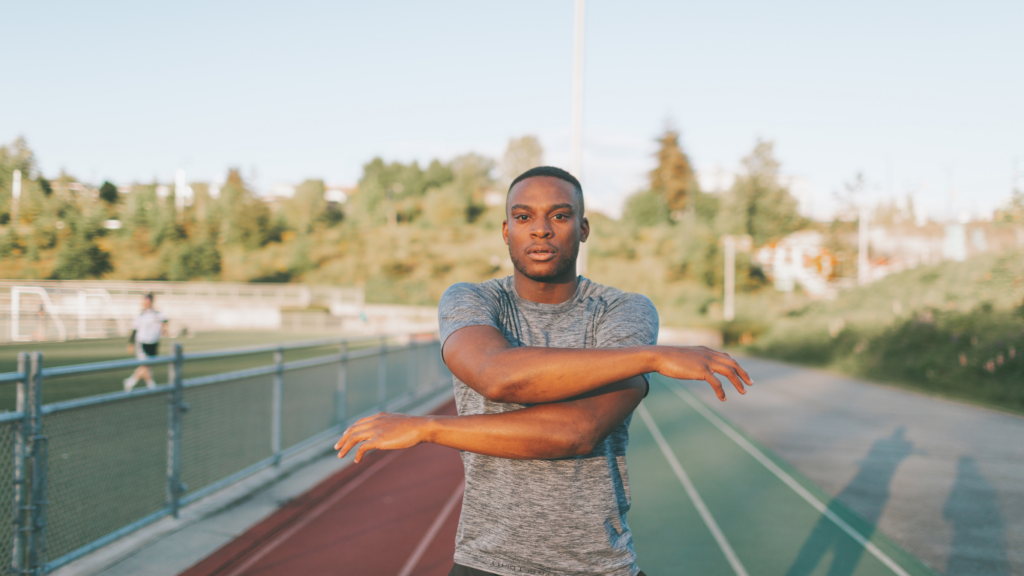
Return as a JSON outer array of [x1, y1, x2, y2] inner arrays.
[[0, 334, 451, 575]]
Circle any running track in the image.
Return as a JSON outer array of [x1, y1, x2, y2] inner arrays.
[[180, 378, 937, 576]]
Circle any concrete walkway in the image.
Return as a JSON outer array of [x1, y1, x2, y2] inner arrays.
[[685, 357, 1023, 576]]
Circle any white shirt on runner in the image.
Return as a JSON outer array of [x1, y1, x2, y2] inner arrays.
[[133, 309, 168, 344]]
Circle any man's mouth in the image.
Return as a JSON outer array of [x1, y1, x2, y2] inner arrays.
[[526, 246, 558, 262]]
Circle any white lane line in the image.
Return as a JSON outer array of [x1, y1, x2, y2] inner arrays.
[[637, 404, 750, 576], [396, 481, 466, 576], [667, 383, 913, 576], [224, 451, 402, 576]]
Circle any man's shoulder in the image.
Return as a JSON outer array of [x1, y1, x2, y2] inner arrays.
[[584, 279, 657, 315], [440, 278, 509, 304]]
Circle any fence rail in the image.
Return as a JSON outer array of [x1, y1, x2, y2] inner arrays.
[[0, 333, 450, 575]]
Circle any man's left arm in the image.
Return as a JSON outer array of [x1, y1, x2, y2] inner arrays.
[[335, 375, 645, 462]]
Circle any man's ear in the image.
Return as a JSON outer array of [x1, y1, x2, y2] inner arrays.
[[580, 216, 590, 242], [502, 219, 509, 245]]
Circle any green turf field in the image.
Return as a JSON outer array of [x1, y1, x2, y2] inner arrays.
[[628, 375, 938, 576], [0, 330, 381, 409]]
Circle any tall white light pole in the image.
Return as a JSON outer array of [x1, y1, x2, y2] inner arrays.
[[858, 204, 870, 286], [723, 235, 736, 322], [11, 169, 21, 226], [572, 0, 587, 275]]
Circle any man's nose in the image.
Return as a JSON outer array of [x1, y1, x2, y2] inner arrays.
[[529, 219, 553, 238]]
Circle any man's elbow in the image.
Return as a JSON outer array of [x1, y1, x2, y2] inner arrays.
[[470, 367, 519, 403], [562, 425, 602, 457]]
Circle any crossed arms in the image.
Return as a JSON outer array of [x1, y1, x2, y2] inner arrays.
[[335, 325, 753, 462]]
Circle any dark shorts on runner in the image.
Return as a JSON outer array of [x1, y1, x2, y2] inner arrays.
[[449, 564, 646, 576], [141, 342, 159, 356]]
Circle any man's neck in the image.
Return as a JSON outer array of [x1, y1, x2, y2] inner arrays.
[[512, 269, 579, 305]]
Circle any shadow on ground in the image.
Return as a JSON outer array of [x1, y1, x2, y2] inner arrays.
[[785, 427, 915, 576], [943, 456, 1011, 576]]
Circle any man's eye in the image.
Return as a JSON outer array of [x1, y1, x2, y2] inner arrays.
[[515, 215, 528, 220]]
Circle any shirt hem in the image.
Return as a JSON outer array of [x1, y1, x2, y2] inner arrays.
[[454, 552, 639, 576]]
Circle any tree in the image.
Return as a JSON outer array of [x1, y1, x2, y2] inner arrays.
[[52, 218, 112, 279], [284, 179, 326, 233], [650, 128, 697, 215], [500, 136, 544, 187], [220, 169, 281, 248], [0, 136, 38, 224], [622, 190, 669, 228], [167, 238, 221, 280], [721, 139, 805, 245], [995, 190, 1024, 223], [99, 181, 119, 204]]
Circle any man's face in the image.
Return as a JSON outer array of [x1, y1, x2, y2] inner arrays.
[[502, 176, 589, 283], [142, 297, 152, 310]]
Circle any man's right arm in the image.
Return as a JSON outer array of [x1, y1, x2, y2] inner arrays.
[[443, 325, 752, 404]]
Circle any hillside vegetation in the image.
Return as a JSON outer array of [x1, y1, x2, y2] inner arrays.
[[3, 133, 1023, 412], [748, 249, 1024, 413]]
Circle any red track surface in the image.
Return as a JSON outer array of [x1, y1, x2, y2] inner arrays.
[[180, 401, 464, 576]]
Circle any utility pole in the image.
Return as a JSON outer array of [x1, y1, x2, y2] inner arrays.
[[723, 235, 736, 322], [11, 169, 21, 226], [174, 169, 185, 223], [858, 203, 870, 286], [572, 0, 587, 276]]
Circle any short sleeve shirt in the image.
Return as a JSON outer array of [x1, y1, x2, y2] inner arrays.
[[438, 276, 659, 576], [133, 309, 167, 344]]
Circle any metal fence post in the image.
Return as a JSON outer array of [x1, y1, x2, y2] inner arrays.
[[11, 352, 27, 573], [335, 342, 348, 425], [407, 339, 416, 395], [166, 344, 185, 519], [271, 348, 283, 466], [377, 336, 387, 411], [26, 352, 48, 575]]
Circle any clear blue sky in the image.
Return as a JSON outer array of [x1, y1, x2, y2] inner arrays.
[[2, 0, 1021, 219]]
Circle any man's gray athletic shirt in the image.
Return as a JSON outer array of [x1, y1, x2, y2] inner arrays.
[[438, 276, 659, 576]]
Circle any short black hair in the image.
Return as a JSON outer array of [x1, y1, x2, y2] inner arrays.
[[507, 166, 584, 214]]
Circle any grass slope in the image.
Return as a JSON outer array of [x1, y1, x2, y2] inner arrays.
[[748, 249, 1024, 413]]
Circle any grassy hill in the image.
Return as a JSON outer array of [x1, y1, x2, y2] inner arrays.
[[747, 249, 1024, 413]]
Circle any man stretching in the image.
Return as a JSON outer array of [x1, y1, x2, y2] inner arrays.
[[336, 166, 752, 576]]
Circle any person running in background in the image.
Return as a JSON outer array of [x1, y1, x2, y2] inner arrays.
[[124, 293, 168, 391]]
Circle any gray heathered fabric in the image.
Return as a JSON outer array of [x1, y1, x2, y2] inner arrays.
[[438, 276, 659, 576]]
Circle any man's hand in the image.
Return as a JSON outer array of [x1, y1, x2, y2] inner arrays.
[[654, 346, 753, 402], [127, 344, 134, 354], [333, 375, 646, 462], [444, 325, 753, 405], [334, 413, 428, 463]]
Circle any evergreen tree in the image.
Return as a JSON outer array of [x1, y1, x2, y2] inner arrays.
[[622, 190, 670, 228], [722, 139, 805, 245], [650, 129, 697, 215], [500, 136, 544, 187], [52, 217, 112, 279], [99, 181, 119, 204]]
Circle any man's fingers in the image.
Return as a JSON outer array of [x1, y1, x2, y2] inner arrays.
[[337, 430, 373, 459], [707, 352, 754, 387], [704, 372, 726, 402], [711, 361, 746, 395], [354, 438, 377, 463], [733, 361, 754, 386], [333, 430, 351, 451]]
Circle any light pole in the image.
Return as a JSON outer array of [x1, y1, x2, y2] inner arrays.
[[858, 203, 869, 286], [723, 235, 736, 322], [572, 0, 587, 276], [11, 169, 21, 226]]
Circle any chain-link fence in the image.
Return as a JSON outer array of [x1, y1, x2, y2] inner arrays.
[[0, 334, 450, 575]]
